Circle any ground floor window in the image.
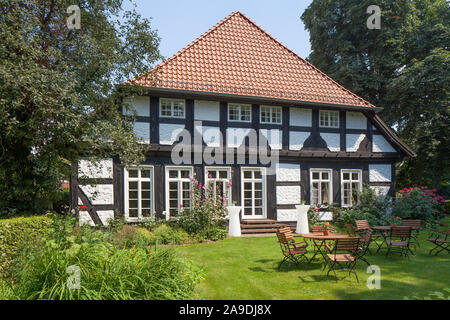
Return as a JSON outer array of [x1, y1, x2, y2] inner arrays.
[[341, 169, 362, 207], [242, 168, 265, 219], [205, 167, 232, 205], [124, 167, 154, 221], [166, 167, 193, 217], [310, 169, 332, 206]]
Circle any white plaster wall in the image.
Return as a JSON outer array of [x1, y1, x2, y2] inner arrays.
[[79, 184, 114, 205], [195, 125, 221, 147], [159, 123, 185, 145], [369, 164, 392, 182], [79, 211, 95, 226], [289, 131, 310, 150], [370, 186, 391, 197], [260, 129, 282, 150], [320, 133, 340, 152], [290, 108, 312, 127], [194, 100, 220, 121], [346, 134, 366, 152], [79, 210, 114, 226], [78, 159, 113, 179], [346, 112, 367, 129], [318, 212, 333, 221], [133, 122, 150, 143], [226, 128, 251, 148], [123, 96, 150, 117], [277, 209, 298, 222], [373, 135, 396, 153], [276, 163, 300, 182], [276, 186, 301, 204]]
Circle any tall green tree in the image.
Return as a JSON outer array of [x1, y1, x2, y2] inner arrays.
[[302, 0, 449, 196], [0, 0, 162, 213]]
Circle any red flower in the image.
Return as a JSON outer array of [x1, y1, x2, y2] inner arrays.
[[80, 205, 87, 211]]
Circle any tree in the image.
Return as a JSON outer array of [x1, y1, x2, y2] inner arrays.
[[0, 0, 162, 213], [301, 0, 449, 196]]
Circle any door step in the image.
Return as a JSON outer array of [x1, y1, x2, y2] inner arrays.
[[240, 219, 295, 235]]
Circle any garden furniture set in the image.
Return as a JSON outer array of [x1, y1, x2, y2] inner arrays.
[[276, 218, 448, 283]]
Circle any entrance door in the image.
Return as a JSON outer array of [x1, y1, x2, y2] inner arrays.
[[241, 168, 266, 219]]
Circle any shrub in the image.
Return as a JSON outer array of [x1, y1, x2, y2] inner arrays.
[[7, 216, 204, 300], [177, 173, 228, 240], [0, 215, 52, 274], [391, 187, 445, 228], [334, 187, 391, 227], [152, 225, 191, 245]]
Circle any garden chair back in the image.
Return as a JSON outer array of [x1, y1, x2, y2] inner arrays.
[[325, 237, 360, 282], [386, 226, 413, 259], [355, 220, 370, 231], [427, 226, 450, 256]]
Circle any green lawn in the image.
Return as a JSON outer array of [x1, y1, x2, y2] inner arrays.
[[178, 221, 450, 300]]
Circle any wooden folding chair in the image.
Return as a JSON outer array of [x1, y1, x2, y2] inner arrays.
[[402, 220, 421, 249], [277, 226, 308, 250], [355, 219, 383, 252], [355, 228, 372, 266], [427, 226, 450, 256], [325, 237, 360, 283], [386, 226, 413, 260], [276, 231, 309, 270]]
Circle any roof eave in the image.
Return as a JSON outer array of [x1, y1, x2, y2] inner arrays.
[[126, 85, 383, 113]]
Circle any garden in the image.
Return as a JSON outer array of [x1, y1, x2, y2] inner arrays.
[[0, 183, 448, 300]]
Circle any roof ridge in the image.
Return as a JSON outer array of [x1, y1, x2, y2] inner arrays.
[[235, 12, 373, 107]]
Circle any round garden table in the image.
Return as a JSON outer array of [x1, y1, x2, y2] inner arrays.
[[302, 232, 350, 262]]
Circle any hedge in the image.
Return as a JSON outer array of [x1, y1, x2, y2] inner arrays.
[[0, 215, 52, 274]]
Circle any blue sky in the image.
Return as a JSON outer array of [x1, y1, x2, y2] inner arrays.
[[124, 0, 313, 63]]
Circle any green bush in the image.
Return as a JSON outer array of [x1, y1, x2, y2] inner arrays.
[[0, 215, 52, 274], [152, 225, 191, 245], [334, 187, 391, 227], [177, 174, 228, 240], [7, 216, 204, 300]]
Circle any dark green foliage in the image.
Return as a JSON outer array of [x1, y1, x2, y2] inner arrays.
[[0, 215, 52, 273], [5, 216, 203, 300], [0, 0, 162, 212], [302, 0, 449, 197]]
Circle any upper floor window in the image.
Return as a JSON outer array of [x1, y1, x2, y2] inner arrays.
[[319, 110, 339, 128], [160, 98, 185, 118], [341, 170, 362, 207], [228, 103, 251, 122], [260, 106, 282, 124]]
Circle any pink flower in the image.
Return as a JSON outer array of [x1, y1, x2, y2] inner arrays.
[[314, 207, 319, 212], [439, 222, 444, 226]]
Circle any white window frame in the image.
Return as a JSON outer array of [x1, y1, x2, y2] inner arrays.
[[260, 105, 282, 124], [124, 166, 155, 222], [319, 110, 339, 128], [241, 167, 267, 219], [341, 169, 362, 207], [310, 169, 333, 206], [159, 98, 186, 119], [204, 167, 232, 205], [165, 166, 193, 218], [228, 103, 251, 122]]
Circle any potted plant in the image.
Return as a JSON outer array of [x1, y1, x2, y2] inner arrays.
[[390, 216, 402, 227], [323, 221, 330, 235]]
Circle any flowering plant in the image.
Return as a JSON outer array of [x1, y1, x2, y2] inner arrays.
[[177, 172, 229, 239], [392, 186, 446, 228]]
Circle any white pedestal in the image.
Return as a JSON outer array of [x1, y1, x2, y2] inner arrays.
[[295, 205, 310, 234], [227, 206, 242, 237]]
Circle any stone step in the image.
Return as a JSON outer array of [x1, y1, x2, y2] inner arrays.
[[240, 219, 278, 224], [241, 228, 281, 234], [241, 223, 286, 229]]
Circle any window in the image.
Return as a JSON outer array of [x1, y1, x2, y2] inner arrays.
[[166, 167, 192, 217], [319, 110, 339, 128], [260, 106, 282, 124], [341, 170, 362, 207], [205, 167, 232, 205], [160, 98, 185, 118], [242, 168, 266, 218], [125, 167, 154, 221], [310, 169, 332, 206], [228, 103, 251, 122]]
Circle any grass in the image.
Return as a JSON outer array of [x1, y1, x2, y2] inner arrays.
[[178, 219, 450, 300]]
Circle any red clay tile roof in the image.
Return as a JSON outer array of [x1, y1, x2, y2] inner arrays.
[[127, 11, 375, 108]]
